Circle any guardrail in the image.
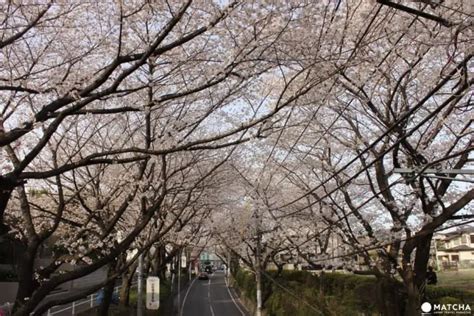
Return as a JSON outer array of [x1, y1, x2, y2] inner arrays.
[[41, 283, 137, 316], [0, 283, 137, 316]]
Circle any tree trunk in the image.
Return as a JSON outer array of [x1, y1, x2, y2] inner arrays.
[[413, 234, 433, 293], [0, 176, 16, 237], [375, 277, 404, 316], [403, 234, 433, 316], [405, 281, 421, 316], [13, 245, 38, 314], [98, 266, 116, 316], [119, 262, 137, 307]]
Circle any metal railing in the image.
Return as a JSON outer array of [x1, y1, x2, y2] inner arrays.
[[43, 283, 137, 316], [42, 291, 102, 316], [6, 282, 138, 316], [0, 282, 137, 316]]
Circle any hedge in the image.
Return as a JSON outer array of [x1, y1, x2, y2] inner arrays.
[[425, 286, 474, 304], [233, 269, 474, 316]]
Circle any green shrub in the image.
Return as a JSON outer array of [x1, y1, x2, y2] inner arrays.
[[425, 286, 474, 304], [438, 296, 463, 305], [234, 269, 256, 302], [233, 270, 474, 315]]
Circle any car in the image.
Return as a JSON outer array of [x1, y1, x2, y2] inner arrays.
[[198, 272, 209, 280], [204, 265, 213, 274]]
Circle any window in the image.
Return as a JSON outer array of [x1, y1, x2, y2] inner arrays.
[[451, 255, 459, 261], [470, 235, 474, 244]]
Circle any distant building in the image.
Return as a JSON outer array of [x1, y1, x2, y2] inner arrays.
[[267, 233, 365, 272], [432, 227, 474, 270], [199, 250, 222, 269]]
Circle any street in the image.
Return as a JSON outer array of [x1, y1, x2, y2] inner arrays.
[[180, 272, 248, 316]]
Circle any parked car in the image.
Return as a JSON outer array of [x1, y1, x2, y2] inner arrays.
[[198, 272, 209, 280]]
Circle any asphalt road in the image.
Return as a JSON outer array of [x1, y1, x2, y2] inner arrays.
[[180, 271, 248, 316]]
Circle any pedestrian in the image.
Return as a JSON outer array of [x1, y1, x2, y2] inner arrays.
[[426, 266, 437, 285]]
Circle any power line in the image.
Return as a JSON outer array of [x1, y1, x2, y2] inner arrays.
[[291, 219, 474, 266], [235, 220, 474, 316], [267, 3, 440, 201], [273, 56, 472, 217], [254, 3, 385, 192], [270, 6, 428, 190], [438, 3, 474, 18]]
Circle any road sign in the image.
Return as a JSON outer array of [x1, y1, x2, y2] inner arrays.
[[181, 255, 187, 268], [146, 277, 160, 310]]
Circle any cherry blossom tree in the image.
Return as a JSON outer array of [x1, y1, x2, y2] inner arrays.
[[266, 2, 473, 315], [2, 1, 471, 316], [1, 1, 339, 315]]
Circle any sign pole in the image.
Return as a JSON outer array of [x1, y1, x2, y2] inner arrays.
[[137, 254, 143, 316], [177, 249, 182, 316]]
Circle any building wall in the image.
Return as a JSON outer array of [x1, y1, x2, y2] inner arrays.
[[444, 233, 474, 249], [0, 282, 18, 304], [459, 251, 474, 261]]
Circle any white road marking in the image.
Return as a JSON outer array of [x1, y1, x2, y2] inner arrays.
[[180, 277, 197, 316], [225, 274, 246, 316], [208, 277, 211, 298], [208, 275, 214, 316]]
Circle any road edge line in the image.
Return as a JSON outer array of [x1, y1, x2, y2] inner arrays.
[[180, 277, 197, 316], [225, 275, 246, 316]]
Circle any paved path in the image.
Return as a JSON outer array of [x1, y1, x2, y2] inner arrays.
[[180, 271, 248, 316]]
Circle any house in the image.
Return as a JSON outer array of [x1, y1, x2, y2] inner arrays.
[[267, 233, 365, 272], [432, 227, 474, 269]]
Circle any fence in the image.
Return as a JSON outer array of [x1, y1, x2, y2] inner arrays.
[[39, 283, 137, 316], [0, 283, 136, 316]]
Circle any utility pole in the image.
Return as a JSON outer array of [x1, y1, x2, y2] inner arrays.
[[177, 249, 182, 316], [255, 208, 262, 316], [227, 250, 231, 279], [137, 253, 143, 316], [189, 252, 192, 281]]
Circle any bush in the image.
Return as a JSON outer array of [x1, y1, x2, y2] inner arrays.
[[233, 269, 379, 316], [438, 296, 463, 305], [425, 286, 474, 304], [234, 269, 256, 302], [233, 269, 474, 315]]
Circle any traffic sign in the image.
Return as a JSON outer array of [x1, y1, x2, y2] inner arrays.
[[146, 277, 160, 310]]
